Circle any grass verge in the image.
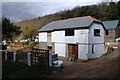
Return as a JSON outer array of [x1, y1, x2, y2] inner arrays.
[[2, 60, 45, 79]]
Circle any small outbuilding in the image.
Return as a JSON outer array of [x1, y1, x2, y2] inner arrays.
[[39, 16, 105, 60], [103, 20, 120, 42]]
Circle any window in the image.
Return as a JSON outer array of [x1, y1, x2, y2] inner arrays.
[[92, 45, 94, 53], [65, 30, 74, 36], [106, 30, 108, 35], [94, 29, 100, 36]]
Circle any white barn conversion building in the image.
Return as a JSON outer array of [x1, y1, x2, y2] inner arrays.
[[38, 16, 105, 60]]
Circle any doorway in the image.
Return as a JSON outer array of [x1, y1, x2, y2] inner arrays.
[[68, 44, 78, 59]]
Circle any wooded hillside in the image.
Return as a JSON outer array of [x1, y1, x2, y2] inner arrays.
[[15, 2, 120, 37]]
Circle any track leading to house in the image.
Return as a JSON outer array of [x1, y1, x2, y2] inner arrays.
[[47, 47, 119, 78]]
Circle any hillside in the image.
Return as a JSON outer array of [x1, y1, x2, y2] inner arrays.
[[15, 13, 62, 30], [15, 2, 120, 38]]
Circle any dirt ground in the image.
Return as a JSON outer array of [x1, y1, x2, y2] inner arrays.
[[46, 45, 120, 78]]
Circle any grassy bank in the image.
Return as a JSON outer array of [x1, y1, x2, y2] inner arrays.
[[2, 61, 45, 79]]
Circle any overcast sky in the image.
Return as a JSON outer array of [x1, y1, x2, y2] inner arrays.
[[2, 0, 119, 23]]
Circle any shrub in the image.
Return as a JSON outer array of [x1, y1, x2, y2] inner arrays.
[[23, 41, 29, 45], [35, 41, 39, 45], [104, 46, 114, 55]]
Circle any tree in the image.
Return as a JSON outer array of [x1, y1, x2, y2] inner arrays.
[[108, 2, 118, 20], [117, 1, 120, 19], [2, 17, 21, 41]]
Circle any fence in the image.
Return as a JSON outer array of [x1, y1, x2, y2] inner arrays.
[[16, 50, 28, 64], [2, 48, 49, 73], [31, 48, 49, 73], [2, 50, 13, 61], [31, 48, 49, 64]]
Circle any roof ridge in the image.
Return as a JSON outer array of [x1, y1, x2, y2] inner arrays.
[[51, 16, 95, 23], [103, 20, 119, 22], [39, 16, 104, 32]]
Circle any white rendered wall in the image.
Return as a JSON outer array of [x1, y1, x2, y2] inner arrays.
[[39, 29, 89, 44], [55, 43, 66, 57], [39, 32, 47, 42], [88, 23, 104, 58], [78, 44, 88, 60], [52, 29, 89, 60], [52, 31, 65, 43], [88, 23, 104, 43], [52, 29, 89, 44], [88, 44, 104, 58]]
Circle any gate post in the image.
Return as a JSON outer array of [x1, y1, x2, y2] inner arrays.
[[27, 53, 31, 66], [13, 52, 16, 61], [5, 51, 7, 60], [49, 53, 52, 67]]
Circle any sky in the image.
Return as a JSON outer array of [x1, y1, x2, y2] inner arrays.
[[1, 0, 119, 23]]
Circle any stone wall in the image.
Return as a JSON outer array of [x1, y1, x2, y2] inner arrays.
[[116, 25, 120, 38], [105, 29, 116, 42]]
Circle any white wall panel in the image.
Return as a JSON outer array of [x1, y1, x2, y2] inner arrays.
[[39, 32, 47, 42], [55, 43, 66, 57], [78, 44, 88, 60]]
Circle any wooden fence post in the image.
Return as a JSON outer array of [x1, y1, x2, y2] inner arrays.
[[13, 53, 16, 61], [27, 53, 31, 66], [47, 50, 49, 74], [5, 51, 7, 60]]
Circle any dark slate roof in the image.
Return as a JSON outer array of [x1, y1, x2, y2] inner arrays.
[[103, 20, 119, 29], [39, 16, 102, 32]]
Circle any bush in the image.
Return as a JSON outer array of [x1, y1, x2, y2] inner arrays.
[[35, 41, 39, 45], [104, 46, 114, 55], [23, 41, 29, 45], [15, 41, 23, 45]]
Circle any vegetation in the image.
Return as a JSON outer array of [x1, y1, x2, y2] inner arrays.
[[15, 1, 120, 38], [14, 41, 39, 49], [22, 26, 38, 39], [104, 46, 114, 55], [2, 17, 21, 41], [2, 61, 44, 78], [59, 2, 119, 20]]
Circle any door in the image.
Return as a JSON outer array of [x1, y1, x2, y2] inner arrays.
[[73, 45, 78, 59], [68, 44, 78, 59]]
